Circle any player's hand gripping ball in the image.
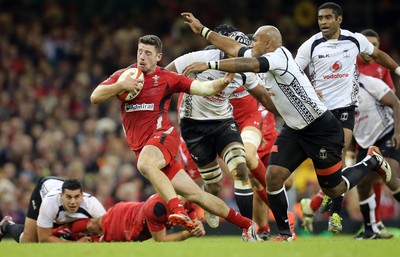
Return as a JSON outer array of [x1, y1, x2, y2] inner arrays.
[[117, 68, 144, 101]]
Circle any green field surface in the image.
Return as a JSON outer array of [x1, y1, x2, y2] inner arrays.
[[1, 235, 400, 257]]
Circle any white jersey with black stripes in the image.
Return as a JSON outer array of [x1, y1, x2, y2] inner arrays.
[[36, 188, 106, 228], [242, 46, 327, 130], [354, 74, 394, 148], [295, 29, 374, 110], [173, 49, 259, 120]]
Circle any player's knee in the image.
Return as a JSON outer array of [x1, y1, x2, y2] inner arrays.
[[136, 161, 150, 177], [222, 144, 247, 174], [321, 187, 343, 198], [205, 181, 223, 195], [249, 174, 263, 190], [284, 176, 293, 190], [198, 164, 222, 186], [21, 230, 37, 243], [265, 167, 288, 188], [235, 163, 249, 181]]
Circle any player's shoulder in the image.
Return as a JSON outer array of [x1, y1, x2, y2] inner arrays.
[[359, 74, 389, 92], [83, 192, 101, 202], [340, 29, 368, 42]]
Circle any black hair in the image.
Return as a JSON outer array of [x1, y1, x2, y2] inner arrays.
[[360, 29, 380, 42], [318, 2, 343, 18], [139, 35, 163, 53], [62, 178, 83, 193], [213, 24, 237, 36]]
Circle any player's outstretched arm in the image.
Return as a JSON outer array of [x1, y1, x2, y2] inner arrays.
[[371, 48, 400, 78], [184, 57, 261, 77], [181, 12, 243, 58], [248, 85, 280, 116], [189, 72, 235, 96]]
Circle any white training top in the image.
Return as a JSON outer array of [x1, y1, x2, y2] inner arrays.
[[173, 49, 259, 120], [242, 46, 327, 130], [36, 187, 106, 228], [353, 74, 393, 148], [295, 29, 375, 110]]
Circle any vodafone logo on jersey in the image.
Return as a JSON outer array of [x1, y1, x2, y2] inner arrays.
[[330, 61, 342, 72], [323, 60, 349, 79]]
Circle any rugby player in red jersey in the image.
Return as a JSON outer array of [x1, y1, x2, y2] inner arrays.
[[90, 35, 259, 241]]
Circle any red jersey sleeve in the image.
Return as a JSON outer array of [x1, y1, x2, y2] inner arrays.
[[100, 69, 125, 85], [164, 70, 193, 94]]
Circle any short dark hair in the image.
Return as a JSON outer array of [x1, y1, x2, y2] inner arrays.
[[319, 2, 343, 18], [62, 178, 83, 193], [213, 24, 237, 36], [139, 35, 163, 53], [360, 29, 380, 42]]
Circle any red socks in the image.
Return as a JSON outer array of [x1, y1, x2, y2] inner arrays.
[[250, 160, 267, 188], [373, 182, 383, 222], [255, 188, 270, 207], [225, 208, 252, 229], [168, 197, 186, 214], [310, 191, 325, 213]]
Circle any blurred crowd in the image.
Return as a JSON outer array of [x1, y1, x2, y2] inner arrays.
[[0, 0, 399, 225]]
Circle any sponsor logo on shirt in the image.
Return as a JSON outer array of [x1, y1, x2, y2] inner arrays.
[[230, 90, 248, 98], [323, 61, 349, 79], [323, 73, 349, 79], [204, 95, 225, 102], [125, 103, 154, 112], [318, 54, 330, 58], [330, 61, 342, 72]]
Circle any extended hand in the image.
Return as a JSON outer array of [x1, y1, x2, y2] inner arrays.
[[181, 12, 203, 34], [183, 62, 208, 77], [190, 220, 205, 237], [392, 133, 400, 150], [77, 236, 93, 243], [223, 73, 235, 85]]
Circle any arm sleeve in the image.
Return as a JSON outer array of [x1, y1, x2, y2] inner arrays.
[[243, 72, 261, 91], [36, 198, 58, 228], [88, 196, 107, 218], [100, 69, 124, 85], [295, 39, 312, 70], [355, 33, 375, 56], [238, 47, 252, 57]]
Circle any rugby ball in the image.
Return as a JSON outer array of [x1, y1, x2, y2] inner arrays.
[[117, 68, 144, 101]]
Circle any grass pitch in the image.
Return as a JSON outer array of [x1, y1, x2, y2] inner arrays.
[[1, 235, 399, 257]]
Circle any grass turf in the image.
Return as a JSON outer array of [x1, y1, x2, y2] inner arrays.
[[1, 235, 399, 257]]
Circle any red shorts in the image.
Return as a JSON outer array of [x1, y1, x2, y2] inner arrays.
[[257, 112, 279, 164], [135, 127, 183, 180], [178, 138, 201, 180], [237, 109, 263, 132]]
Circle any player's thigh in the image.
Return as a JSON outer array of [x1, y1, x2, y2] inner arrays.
[[268, 129, 307, 172], [138, 129, 180, 169], [20, 217, 38, 243], [180, 120, 218, 167]]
